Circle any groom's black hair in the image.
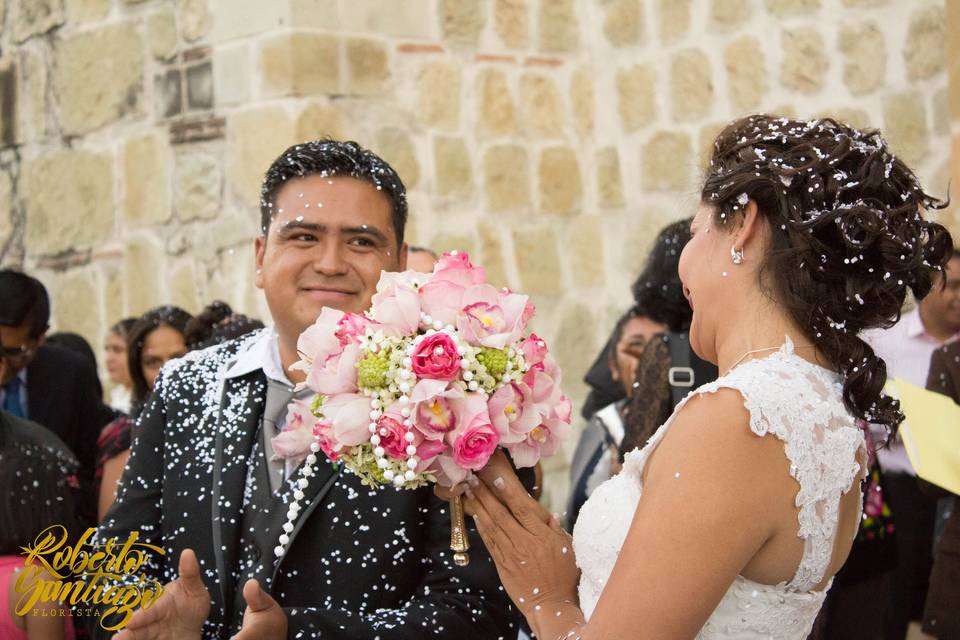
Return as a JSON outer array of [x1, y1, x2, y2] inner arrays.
[[259, 139, 408, 247]]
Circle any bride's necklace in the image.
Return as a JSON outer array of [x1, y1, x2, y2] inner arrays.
[[723, 343, 815, 376]]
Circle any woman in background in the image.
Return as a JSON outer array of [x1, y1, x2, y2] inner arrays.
[[96, 306, 192, 520], [103, 318, 137, 414]]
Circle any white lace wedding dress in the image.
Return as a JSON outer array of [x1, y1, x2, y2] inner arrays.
[[572, 340, 867, 638]]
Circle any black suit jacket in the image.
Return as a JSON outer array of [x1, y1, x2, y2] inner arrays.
[[89, 332, 524, 640], [24, 344, 107, 521]]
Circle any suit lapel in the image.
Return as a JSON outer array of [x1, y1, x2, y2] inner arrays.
[[267, 457, 342, 583], [210, 369, 266, 614]]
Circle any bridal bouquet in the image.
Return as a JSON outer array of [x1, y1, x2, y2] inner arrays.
[[276, 252, 571, 494]]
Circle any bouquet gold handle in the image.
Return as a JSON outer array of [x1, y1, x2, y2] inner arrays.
[[450, 494, 470, 566]]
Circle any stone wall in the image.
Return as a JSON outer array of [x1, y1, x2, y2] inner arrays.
[[0, 0, 957, 508]]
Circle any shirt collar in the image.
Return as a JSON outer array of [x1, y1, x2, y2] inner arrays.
[[224, 328, 292, 386]]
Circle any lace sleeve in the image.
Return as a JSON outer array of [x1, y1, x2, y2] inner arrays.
[[619, 335, 673, 461]]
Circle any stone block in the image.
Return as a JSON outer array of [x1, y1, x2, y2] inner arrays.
[[553, 302, 598, 406], [597, 147, 624, 209], [904, 6, 945, 82], [571, 66, 593, 138], [513, 224, 563, 296], [817, 108, 870, 130], [213, 43, 250, 107], [55, 22, 144, 135], [102, 265, 124, 329], [838, 22, 885, 96], [565, 216, 604, 288], [477, 221, 509, 288], [538, 0, 578, 52], [671, 48, 713, 121], [604, 0, 642, 47], [186, 61, 214, 111], [841, 0, 887, 5], [933, 87, 950, 136], [781, 27, 827, 94], [642, 131, 692, 191], [430, 232, 476, 257], [175, 152, 222, 222], [484, 144, 529, 212], [417, 61, 460, 130], [617, 63, 656, 131], [340, 0, 431, 37], [494, 0, 528, 49], [657, 0, 690, 43], [123, 134, 172, 226], [13, 0, 65, 42], [22, 149, 114, 254], [765, 0, 820, 14], [148, 9, 178, 60], [155, 68, 183, 120], [179, 0, 212, 41], [170, 259, 201, 312], [698, 121, 726, 169], [290, 0, 340, 30], [434, 136, 473, 196], [725, 36, 766, 111], [538, 147, 581, 215], [344, 37, 390, 96], [477, 68, 517, 137], [296, 102, 345, 141], [123, 234, 165, 315], [209, 0, 286, 42], [710, 0, 751, 28], [439, 0, 485, 46], [51, 269, 101, 350], [374, 128, 420, 189], [65, 0, 110, 22], [227, 107, 296, 206], [16, 47, 48, 144], [882, 91, 928, 167], [520, 73, 564, 138], [259, 31, 340, 97]]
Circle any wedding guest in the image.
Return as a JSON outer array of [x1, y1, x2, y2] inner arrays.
[[568, 218, 704, 529], [89, 140, 525, 640], [407, 245, 439, 273], [96, 306, 192, 520], [921, 340, 960, 639], [103, 318, 137, 414], [862, 248, 960, 639], [0, 447, 78, 640], [184, 301, 264, 350], [0, 270, 105, 525]]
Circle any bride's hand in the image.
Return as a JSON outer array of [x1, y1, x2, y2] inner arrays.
[[439, 451, 581, 621]]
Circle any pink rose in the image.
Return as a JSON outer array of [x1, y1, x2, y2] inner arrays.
[[432, 251, 486, 288], [370, 271, 424, 334], [452, 423, 500, 471], [418, 278, 466, 327], [312, 420, 341, 462], [304, 343, 361, 396], [377, 415, 411, 459], [322, 392, 372, 447], [411, 333, 461, 381], [415, 439, 447, 472], [335, 313, 371, 347]]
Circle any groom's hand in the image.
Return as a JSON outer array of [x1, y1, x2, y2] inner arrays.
[[113, 548, 210, 640], [231, 579, 287, 640]]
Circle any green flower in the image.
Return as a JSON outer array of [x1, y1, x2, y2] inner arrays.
[[357, 349, 391, 390], [476, 347, 508, 380]]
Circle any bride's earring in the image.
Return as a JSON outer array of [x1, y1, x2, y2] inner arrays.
[[730, 246, 744, 265]]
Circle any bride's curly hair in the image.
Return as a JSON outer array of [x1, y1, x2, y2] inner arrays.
[[701, 114, 953, 435]]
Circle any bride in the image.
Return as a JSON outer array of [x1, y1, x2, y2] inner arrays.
[[439, 114, 952, 639]]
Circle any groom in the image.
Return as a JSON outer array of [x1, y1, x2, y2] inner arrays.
[[91, 140, 525, 639]]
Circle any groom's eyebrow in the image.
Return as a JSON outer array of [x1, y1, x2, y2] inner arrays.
[[342, 225, 389, 244], [278, 220, 390, 244]]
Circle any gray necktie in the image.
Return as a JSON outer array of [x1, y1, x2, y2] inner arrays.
[[262, 378, 297, 493]]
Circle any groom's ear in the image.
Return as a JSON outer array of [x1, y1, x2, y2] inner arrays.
[[397, 242, 409, 271], [254, 236, 266, 290]]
